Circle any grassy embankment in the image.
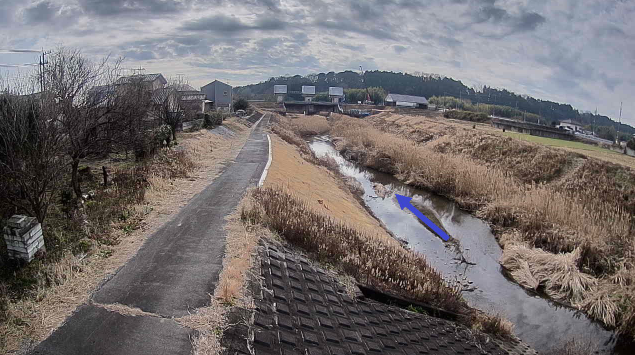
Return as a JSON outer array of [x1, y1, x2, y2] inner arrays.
[[0, 119, 250, 353], [327, 111, 635, 339], [241, 113, 514, 338]]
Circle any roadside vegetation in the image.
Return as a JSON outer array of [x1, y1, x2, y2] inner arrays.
[[443, 110, 489, 122], [327, 112, 635, 339], [244, 113, 515, 339], [0, 47, 248, 353]]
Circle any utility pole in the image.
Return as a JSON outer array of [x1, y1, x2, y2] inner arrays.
[[132, 67, 145, 75], [594, 107, 597, 136], [38, 49, 51, 93], [617, 102, 623, 144]]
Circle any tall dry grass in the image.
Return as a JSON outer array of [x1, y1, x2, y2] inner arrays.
[[244, 187, 464, 311], [286, 114, 331, 137], [329, 115, 635, 337], [243, 186, 515, 338]]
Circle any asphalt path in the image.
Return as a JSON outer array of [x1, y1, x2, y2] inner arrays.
[[32, 113, 270, 355]]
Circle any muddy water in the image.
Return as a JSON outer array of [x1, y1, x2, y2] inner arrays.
[[308, 136, 619, 354]]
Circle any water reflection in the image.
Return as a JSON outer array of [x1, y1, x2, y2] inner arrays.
[[308, 136, 618, 354]]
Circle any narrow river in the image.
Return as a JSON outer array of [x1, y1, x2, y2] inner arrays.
[[308, 136, 620, 354]]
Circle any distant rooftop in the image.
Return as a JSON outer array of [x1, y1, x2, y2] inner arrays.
[[201, 80, 231, 88], [174, 83, 198, 92], [385, 93, 429, 105], [115, 73, 167, 85]]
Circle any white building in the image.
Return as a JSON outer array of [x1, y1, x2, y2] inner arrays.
[[329, 87, 344, 103], [274, 85, 287, 103], [558, 119, 584, 133], [302, 86, 316, 102]]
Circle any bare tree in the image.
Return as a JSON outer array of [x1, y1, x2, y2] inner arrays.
[[0, 78, 68, 223], [111, 78, 153, 157], [148, 84, 182, 143], [44, 47, 122, 199]]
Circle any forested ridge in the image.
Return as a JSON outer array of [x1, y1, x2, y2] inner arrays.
[[235, 70, 634, 135]]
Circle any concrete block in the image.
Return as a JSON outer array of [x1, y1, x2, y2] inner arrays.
[[7, 215, 28, 228], [3, 215, 45, 263]]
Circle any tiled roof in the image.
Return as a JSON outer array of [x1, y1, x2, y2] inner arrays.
[[385, 93, 429, 105], [116, 73, 167, 85]]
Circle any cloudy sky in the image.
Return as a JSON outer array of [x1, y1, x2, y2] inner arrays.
[[0, 0, 633, 124]]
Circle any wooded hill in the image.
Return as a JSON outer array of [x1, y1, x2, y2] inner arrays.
[[235, 70, 635, 135]]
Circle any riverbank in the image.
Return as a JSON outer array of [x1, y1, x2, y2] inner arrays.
[[326, 112, 634, 341], [243, 114, 526, 339]]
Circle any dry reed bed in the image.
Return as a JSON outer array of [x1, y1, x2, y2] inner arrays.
[[250, 122, 514, 337], [329, 115, 635, 338], [243, 186, 513, 336]]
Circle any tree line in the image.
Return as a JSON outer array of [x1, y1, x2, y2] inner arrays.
[[0, 48, 185, 224], [235, 70, 635, 137]]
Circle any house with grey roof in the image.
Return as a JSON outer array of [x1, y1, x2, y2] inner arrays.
[[175, 84, 206, 120], [385, 93, 429, 109], [115, 73, 167, 92], [201, 80, 232, 111]]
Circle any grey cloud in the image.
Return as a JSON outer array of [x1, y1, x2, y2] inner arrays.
[[600, 72, 622, 91], [241, 0, 282, 11], [462, 1, 546, 36], [23, 1, 59, 23], [392, 45, 408, 54], [595, 24, 627, 39], [514, 12, 545, 32], [0, 0, 21, 23], [21, 1, 80, 28], [122, 49, 157, 60], [314, 17, 396, 41], [181, 14, 285, 33], [341, 43, 366, 52], [254, 17, 286, 30], [79, 0, 193, 17], [474, 4, 508, 23], [188, 34, 320, 73]]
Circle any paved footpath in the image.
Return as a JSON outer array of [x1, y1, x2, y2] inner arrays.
[[32, 114, 270, 355]]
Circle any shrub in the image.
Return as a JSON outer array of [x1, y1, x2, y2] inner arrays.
[[154, 124, 172, 146], [232, 98, 249, 112], [203, 112, 226, 128], [443, 110, 489, 122]]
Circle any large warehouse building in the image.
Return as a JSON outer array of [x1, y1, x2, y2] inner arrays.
[[385, 93, 429, 109]]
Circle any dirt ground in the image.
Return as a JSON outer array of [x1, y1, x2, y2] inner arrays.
[[264, 135, 393, 242], [1, 119, 251, 354]]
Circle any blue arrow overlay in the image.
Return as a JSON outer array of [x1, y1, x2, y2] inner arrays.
[[395, 194, 450, 241]]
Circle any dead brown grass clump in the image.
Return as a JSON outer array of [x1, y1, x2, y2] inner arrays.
[[470, 312, 515, 340], [548, 339, 598, 355], [215, 195, 270, 304], [243, 187, 464, 312], [288, 114, 331, 137], [243, 186, 515, 339], [500, 244, 597, 304], [176, 296, 225, 355]]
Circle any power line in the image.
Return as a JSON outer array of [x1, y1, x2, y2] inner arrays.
[[0, 63, 39, 68], [0, 49, 41, 53]]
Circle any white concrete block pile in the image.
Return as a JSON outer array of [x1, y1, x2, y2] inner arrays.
[[3, 215, 45, 262]]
